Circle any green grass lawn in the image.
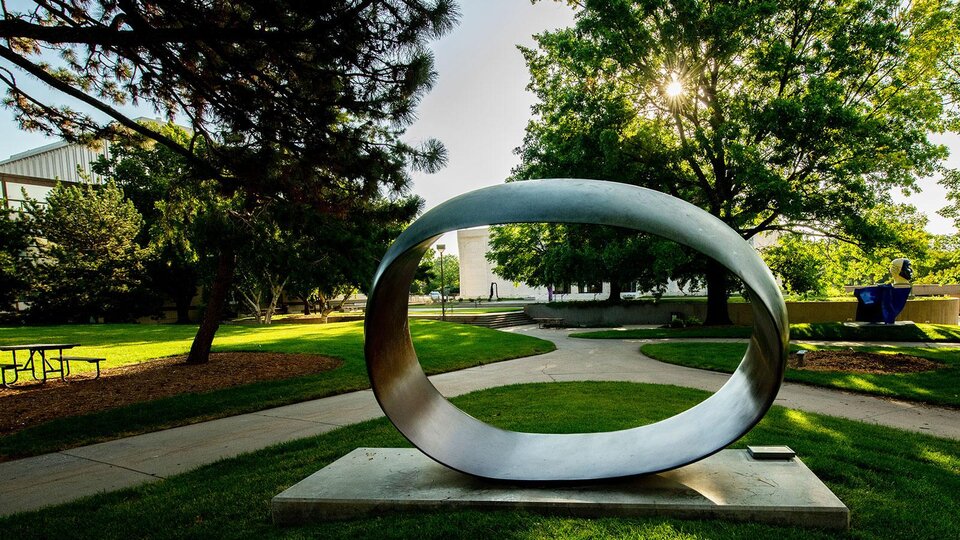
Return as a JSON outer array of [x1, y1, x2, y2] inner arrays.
[[408, 306, 524, 314], [641, 342, 960, 407], [572, 322, 960, 342], [0, 320, 554, 459], [3, 382, 957, 539]]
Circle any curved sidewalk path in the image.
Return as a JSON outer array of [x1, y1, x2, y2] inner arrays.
[[2, 325, 959, 516]]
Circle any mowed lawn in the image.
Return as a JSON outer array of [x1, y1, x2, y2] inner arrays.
[[3, 382, 958, 539], [0, 320, 550, 374], [641, 342, 960, 407], [571, 322, 960, 342], [0, 321, 554, 459]]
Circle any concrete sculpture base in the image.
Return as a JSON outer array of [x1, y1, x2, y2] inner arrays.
[[272, 448, 849, 530]]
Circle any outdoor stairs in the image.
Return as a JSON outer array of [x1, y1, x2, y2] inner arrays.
[[408, 310, 535, 329], [467, 311, 534, 329]]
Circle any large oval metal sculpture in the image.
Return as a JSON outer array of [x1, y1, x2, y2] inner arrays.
[[364, 179, 789, 481]]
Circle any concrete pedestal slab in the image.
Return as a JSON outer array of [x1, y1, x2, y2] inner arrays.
[[272, 448, 848, 530]]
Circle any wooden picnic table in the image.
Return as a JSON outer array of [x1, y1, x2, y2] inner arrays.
[[0, 343, 79, 386]]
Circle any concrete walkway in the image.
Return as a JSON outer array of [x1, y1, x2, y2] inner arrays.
[[2, 326, 959, 516]]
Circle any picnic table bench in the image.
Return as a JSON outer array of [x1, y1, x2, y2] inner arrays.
[[1, 343, 79, 386], [62, 356, 105, 380], [533, 317, 565, 329], [1, 344, 103, 387]]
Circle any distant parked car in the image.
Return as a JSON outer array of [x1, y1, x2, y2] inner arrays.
[[429, 291, 442, 301]]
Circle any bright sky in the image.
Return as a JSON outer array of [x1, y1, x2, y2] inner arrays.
[[0, 0, 956, 256]]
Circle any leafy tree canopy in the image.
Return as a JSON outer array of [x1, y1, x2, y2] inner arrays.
[[762, 204, 940, 296], [0, 1, 458, 360], [92, 121, 205, 323], [0, 205, 29, 310], [501, 0, 957, 321]]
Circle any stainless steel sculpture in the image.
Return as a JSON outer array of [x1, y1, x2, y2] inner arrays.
[[364, 179, 789, 481]]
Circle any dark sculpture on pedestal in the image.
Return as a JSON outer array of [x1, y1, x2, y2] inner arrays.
[[364, 179, 789, 481]]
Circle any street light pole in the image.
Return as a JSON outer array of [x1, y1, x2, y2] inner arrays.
[[437, 244, 446, 321]]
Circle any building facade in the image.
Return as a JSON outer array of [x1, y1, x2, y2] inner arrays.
[[457, 226, 704, 302], [457, 226, 783, 302], [0, 139, 108, 207]]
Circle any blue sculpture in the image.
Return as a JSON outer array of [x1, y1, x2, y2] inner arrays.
[[854, 258, 913, 324]]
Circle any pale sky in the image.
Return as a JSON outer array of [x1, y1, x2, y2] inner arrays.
[[0, 0, 956, 256]]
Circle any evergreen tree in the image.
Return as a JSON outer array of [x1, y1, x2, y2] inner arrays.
[[24, 182, 151, 322], [0, 2, 457, 360]]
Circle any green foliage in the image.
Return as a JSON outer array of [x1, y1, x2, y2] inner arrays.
[[761, 234, 827, 297], [3, 382, 959, 539], [418, 250, 459, 294], [916, 235, 960, 284], [0, 1, 458, 360], [22, 182, 152, 322], [0, 208, 28, 310], [92, 121, 205, 323], [506, 0, 957, 319], [486, 223, 692, 302], [487, 223, 561, 289], [761, 204, 940, 294]]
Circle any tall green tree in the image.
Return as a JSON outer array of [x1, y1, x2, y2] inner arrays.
[[23, 182, 151, 322], [0, 1, 457, 362], [423, 251, 460, 294], [92, 121, 204, 324], [0, 206, 29, 311], [510, 0, 955, 322]]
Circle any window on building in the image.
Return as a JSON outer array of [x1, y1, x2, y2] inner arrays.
[[579, 282, 603, 294]]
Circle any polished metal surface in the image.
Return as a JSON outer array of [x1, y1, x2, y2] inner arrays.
[[364, 179, 789, 481]]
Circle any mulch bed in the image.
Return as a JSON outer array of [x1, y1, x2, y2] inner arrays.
[[0, 352, 342, 436], [788, 350, 940, 374]]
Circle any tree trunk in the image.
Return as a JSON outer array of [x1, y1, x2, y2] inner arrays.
[[263, 276, 287, 325], [174, 296, 192, 324], [606, 281, 623, 304], [704, 258, 733, 325], [187, 246, 236, 364]]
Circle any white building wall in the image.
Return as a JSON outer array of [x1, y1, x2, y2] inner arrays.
[[457, 227, 546, 300], [457, 226, 709, 302], [0, 140, 110, 183]]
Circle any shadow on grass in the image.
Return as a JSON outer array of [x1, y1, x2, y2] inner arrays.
[[3, 382, 959, 539]]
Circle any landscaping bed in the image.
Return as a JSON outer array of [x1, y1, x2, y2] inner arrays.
[[642, 342, 960, 407], [790, 350, 939, 374], [0, 320, 555, 460], [0, 352, 342, 435]]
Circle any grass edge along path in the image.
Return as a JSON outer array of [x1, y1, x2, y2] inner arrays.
[[571, 322, 960, 342], [641, 341, 960, 408], [2, 381, 958, 539], [0, 320, 554, 460]]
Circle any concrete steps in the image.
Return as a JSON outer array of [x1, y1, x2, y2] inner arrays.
[[477, 311, 534, 329], [409, 311, 534, 329]]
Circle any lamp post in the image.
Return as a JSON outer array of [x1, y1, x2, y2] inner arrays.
[[437, 243, 446, 321]]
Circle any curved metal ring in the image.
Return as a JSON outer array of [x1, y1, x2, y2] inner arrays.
[[364, 179, 789, 481]]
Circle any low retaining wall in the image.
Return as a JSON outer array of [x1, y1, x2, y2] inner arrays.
[[526, 297, 960, 326]]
